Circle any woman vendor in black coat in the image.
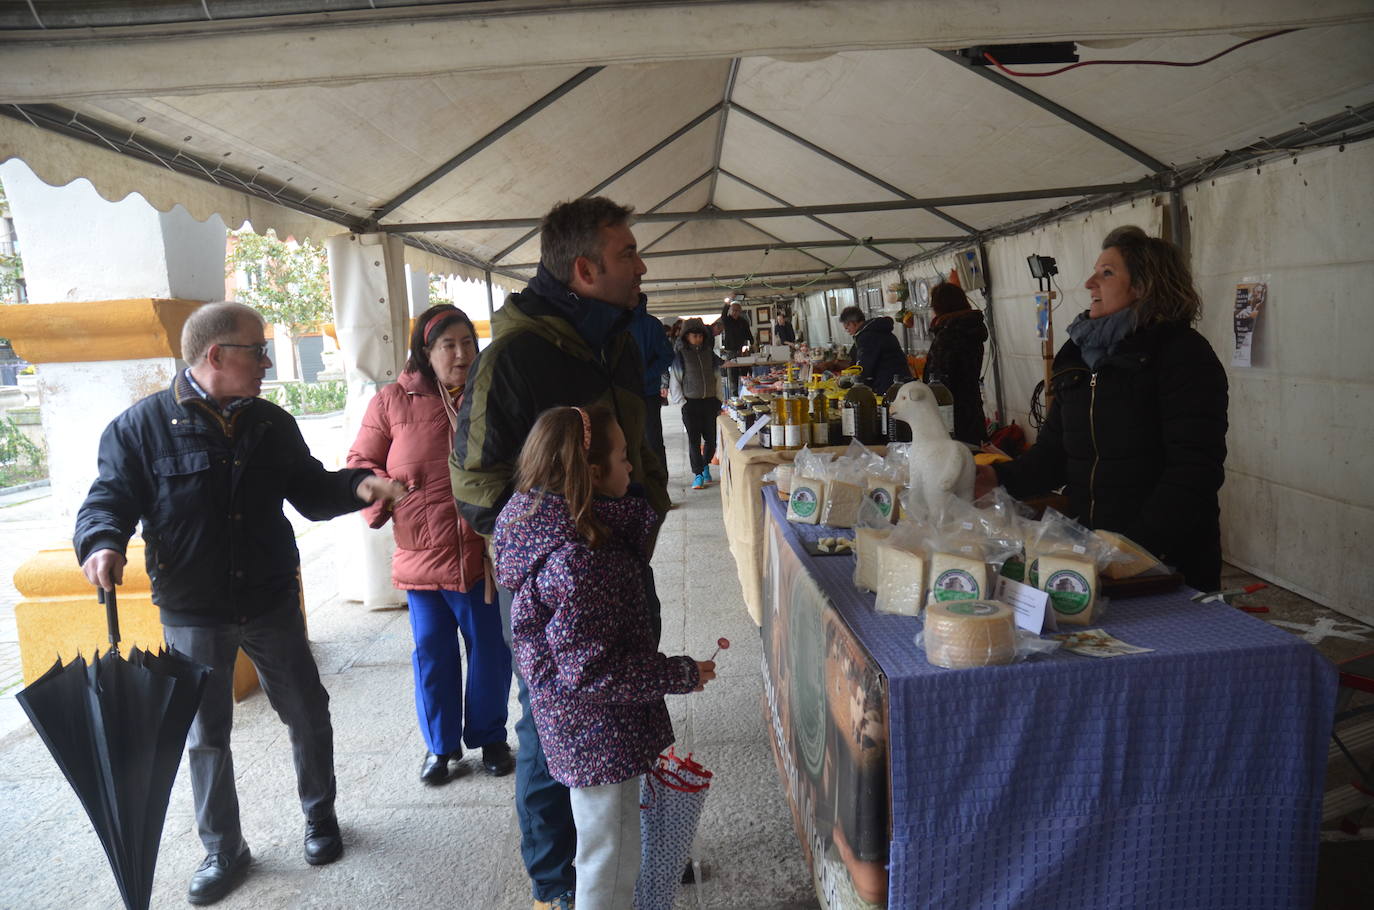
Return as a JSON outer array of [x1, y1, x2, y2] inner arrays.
[[923, 282, 988, 445], [974, 226, 1228, 591]]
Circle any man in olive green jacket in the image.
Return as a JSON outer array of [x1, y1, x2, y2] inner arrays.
[[449, 195, 668, 910]]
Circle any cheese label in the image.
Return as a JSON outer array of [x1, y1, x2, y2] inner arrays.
[[1043, 568, 1092, 615], [866, 485, 895, 520], [789, 484, 819, 518], [932, 568, 981, 601]]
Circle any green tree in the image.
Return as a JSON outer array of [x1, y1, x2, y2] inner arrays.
[[225, 229, 332, 329], [0, 178, 25, 346], [428, 275, 453, 308]]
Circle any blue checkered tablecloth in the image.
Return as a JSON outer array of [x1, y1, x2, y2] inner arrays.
[[763, 489, 1337, 909]]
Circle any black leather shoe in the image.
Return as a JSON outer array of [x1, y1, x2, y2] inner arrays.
[[303, 815, 343, 866], [420, 750, 463, 785], [481, 742, 514, 777], [187, 843, 251, 905]]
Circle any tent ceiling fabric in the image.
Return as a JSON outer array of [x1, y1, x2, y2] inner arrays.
[[1, 4, 1372, 305]]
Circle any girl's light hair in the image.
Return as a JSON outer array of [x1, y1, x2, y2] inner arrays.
[[514, 405, 617, 548], [1102, 225, 1202, 327]]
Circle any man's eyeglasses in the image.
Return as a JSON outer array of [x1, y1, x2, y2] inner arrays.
[[218, 342, 271, 360]]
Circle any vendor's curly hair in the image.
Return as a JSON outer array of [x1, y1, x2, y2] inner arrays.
[[1103, 225, 1202, 327]]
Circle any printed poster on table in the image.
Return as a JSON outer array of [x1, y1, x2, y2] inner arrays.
[[1232, 279, 1268, 367], [762, 519, 889, 909]]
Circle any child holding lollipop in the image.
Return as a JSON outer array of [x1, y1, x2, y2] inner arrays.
[[494, 405, 716, 909]]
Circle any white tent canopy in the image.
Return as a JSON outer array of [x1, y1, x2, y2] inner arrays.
[[2, 1, 1371, 298], [3, 1, 1374, 616]]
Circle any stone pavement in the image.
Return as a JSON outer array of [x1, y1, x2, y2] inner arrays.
[[1, 413, 1371, 908], [0, 414, 818, 910]]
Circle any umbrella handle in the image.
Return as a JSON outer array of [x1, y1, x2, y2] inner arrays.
[[97, 587, 121, 654]]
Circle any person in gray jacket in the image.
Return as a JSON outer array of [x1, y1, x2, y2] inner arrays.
[[671, 318, 723, 490]]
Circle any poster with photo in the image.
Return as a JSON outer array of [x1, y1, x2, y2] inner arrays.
[[1034, 292, 1051, 341], [1232, 280, 1268, 367]]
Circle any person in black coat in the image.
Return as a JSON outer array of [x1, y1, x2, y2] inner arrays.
[[975, 226, 1228, 591], [840, 306, 912, 392], [923, 282, 988, 444]]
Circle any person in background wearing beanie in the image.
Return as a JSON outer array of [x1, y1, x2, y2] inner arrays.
[[347, 304, 514, 786], [671, 318, 723, 490], [923, 282, 988, 444]]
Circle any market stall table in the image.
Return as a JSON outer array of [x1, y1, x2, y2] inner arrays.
[[716, 414, 883, 624], [759, 487, 1337, 910]]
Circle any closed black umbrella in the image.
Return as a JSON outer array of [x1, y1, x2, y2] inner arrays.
[[16, 587, 210, 910]]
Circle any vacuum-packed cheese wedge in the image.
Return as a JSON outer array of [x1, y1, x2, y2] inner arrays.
[[1035, 555, 1099, 625], [854, 526, 892, 592], [928, 551, 988, 603], [874, 544, 926, 616], [786, 477, 826, 525], [923, 600, 1017, 668], [821, 479, 866, 528], [864, 480, 901, 524], [1094, 530, 1164, 579]]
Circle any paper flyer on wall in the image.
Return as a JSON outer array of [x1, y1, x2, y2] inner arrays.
[[1232, 278, 1268, 367]]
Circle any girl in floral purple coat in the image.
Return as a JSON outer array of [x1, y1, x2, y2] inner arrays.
[[494, 406, 716, 910]]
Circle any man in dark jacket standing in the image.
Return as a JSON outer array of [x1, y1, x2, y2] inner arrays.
[[840, 305, 912, 391], [450, 196, 669, 910], [714, 300, 754, 398], [74, 301, 405, 905]]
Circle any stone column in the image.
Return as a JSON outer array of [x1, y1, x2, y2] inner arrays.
[[0, 160, 268, 694]]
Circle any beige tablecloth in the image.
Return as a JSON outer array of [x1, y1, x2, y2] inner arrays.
[[717, 415, 881, 624]]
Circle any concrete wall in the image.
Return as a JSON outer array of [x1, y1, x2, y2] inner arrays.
[[978, 140, 1374, 620], [0, 161, 225, 303]]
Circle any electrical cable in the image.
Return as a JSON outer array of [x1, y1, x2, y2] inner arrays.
[[983, 29, 1297, 78]]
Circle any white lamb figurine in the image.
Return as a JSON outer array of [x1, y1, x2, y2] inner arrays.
[[888, 381, 974, 511]]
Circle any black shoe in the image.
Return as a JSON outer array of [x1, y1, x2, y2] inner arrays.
[[187, 843, 251, 905], [481, 742, 514, 776], [303, 815, 343, 866], [420, 750, 460, 785]]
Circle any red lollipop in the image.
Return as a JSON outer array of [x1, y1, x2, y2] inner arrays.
[[709, 637, 730, 661]]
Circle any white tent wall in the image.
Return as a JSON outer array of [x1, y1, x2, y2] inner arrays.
[[975, 140, 1373, 620]]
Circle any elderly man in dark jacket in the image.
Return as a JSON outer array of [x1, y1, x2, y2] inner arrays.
[[74, 301, 405, 905], [840, 305, 912, 391], [450, 195, 669, 910]]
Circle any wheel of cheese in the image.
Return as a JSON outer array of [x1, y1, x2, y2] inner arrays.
[[923, 600, 1017, 669]]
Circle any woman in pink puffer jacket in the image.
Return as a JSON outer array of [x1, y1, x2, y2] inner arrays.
[[347, 304, 513, 785]]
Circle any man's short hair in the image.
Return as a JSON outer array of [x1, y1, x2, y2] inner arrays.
[[181, 301, 265, 366], [839, 305, 865, 325], [540, 196, 635, 285]]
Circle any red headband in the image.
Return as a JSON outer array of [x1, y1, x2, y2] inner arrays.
[[573, 407, 591, 451], [423, 310, 458, 344]]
